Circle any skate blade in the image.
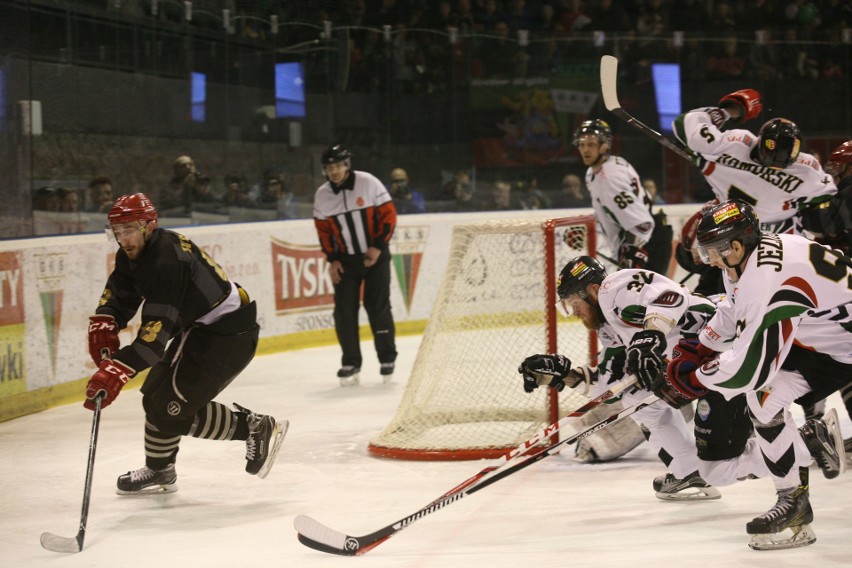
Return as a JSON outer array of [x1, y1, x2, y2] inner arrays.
[[381, 373, 394, 384], [257, 419, 289, 479], [116, 483, 178, 496], [823, 408, 847, 477], [339, 375, 360, 387], [655, 486, 721, 501], [748, 524, 816, 550]]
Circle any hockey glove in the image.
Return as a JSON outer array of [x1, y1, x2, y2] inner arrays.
[[88, 314, 120, 365], [626, 329, 667, 391], [519, 354, 572, 393], [658, 339, 712, 408], [718, 89, 762, 124], [618, 244, 649, 270], [84, 358, 135, 410]]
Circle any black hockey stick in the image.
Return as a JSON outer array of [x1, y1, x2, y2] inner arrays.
[[40, 394, 104, 553], [295, 378, 659, 556], [599, 55, 694, 163]]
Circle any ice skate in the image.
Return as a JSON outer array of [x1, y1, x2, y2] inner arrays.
[[380, 362, 395, 384], [844, 437, 852, 466], [116, 463, 177, 495], [235, 403, 288, 479], [800, 407, 846, 479], [746, 480, 815, 550], [652, 471, 721, 501], [337, 366, 360, 386]]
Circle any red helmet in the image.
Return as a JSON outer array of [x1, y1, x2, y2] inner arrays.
[[825, 140, 852, 178], [108, 193, 157, 225]]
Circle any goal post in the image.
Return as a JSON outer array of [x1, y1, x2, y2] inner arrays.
[[368, 215, 599, 461]]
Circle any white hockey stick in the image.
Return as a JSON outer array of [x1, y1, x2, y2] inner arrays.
[[40, 394, 104, 553], [599, 55, 694, 162], [295, 376, 659, 556]]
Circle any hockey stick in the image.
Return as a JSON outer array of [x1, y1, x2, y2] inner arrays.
[[40, 394, 104, 553], [599, 55, 694, 163], [295, 378, 659, 556]]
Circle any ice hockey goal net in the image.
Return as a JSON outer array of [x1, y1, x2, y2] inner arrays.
[[369, 215, 598, 460]]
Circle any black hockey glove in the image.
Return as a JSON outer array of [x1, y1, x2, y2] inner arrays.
[[626, 329, 667, 391], [618, 244, 649, 269], [518, 354, 572, 393]]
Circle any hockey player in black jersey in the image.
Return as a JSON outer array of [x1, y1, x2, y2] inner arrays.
[[85, 193, 288, 494]]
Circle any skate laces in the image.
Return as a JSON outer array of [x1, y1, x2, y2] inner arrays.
[[129, 467, 155, 483], [245, 413, 270, 461], [758, 488, 798, 522]]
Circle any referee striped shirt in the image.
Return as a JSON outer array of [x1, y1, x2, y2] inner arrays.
[[313, 170, 397, 261]]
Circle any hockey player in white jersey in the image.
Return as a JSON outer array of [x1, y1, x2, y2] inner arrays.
[[656, 200, 849, 550], [573, 120, 672, 274], [672, 89, 836, 235], [519, 256, 720, 500]]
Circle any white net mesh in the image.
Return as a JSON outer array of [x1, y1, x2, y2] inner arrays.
[[369, 216, 597, 460]]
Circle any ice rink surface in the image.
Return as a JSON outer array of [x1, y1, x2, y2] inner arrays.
[[2, 334, 851, 567]]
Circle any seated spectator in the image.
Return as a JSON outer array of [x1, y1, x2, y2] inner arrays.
[[554, 173, 589, 208], [483, 179, 523, 211], [85, 176, 114, 213], [642, 178, 665, 205], [478, 21, 529, 78], [388, 167, 427, 214], [518, 177, 552, 210], [444, 169, 480, 212], [189, 174, 217, 208], [587, 0, 631, 32], [705, 36, 748, 79], [161, 155, 202, 216], [33, 187, 60, 211], [222, 175, 255, 208], [256, 167, 298, 219], [57, 187, 80, 212]]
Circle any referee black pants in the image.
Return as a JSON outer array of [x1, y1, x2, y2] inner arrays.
[[333, 253, 397, 369]]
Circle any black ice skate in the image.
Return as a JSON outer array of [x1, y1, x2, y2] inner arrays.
[[235, 403, 288, 479], [652, 471, 721, 501], [380, 362, 395, 384], [116, 463, 177, 495], [337, 366, 360, 387], [800, 407, 846, 480], [746, 478, 815, 550]]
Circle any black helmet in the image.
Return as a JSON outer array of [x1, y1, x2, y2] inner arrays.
[[756, 118, 801, 169], [572, 119, 612, 147], [321, 144, 352, 165], [557, 256, 607, 300], [696, 200, 761, 264]]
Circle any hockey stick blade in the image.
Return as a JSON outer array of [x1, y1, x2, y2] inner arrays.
[[295, 382, 656, 556], [40, 531, 83, 553], [41, 394, 103, 554], [599, 55, 694, 162]]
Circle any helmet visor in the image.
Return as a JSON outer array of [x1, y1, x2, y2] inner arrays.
[[555, 293, 585, 318], [106, 220, 147, 242], [696, 239, 733, 265]]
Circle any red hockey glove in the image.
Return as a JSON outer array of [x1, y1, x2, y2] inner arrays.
[[657, 339, 712, 408], [84, 359, 135, 410], [718, 89, 762, 123], [88, 314, 119, 365], [618, 244, 649, 269]]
